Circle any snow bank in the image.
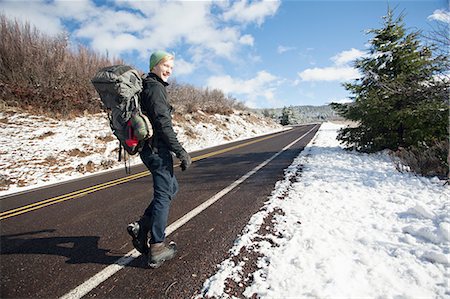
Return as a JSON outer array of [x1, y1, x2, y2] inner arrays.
[[175, 111, 283, 152], [199, 122, 449, 299], [0, 110, 282, 196]]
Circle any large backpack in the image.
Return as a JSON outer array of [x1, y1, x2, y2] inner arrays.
[[91, 65, 152, 167]]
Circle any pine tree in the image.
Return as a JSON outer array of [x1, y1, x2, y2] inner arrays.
[[332, 9, 449, 155], [280, 106, 293, 125]]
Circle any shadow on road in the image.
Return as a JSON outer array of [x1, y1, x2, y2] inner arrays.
[[0, 229, 147, 268]]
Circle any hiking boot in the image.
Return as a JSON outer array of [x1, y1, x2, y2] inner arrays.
[[127, 221, 149, 255], [148, 241, 177, 269]]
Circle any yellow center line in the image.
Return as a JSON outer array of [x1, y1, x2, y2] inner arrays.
[[0, 171, 149, 220], [0, 129, 293, 221]]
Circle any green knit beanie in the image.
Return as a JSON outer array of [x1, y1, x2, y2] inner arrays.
[[149, 50, 172, 71]]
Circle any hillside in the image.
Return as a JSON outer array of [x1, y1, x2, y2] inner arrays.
[[254, 105, 345, 124], [0, 108, 283, 195]]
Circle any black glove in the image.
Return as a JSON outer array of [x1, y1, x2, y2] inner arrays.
[[177, 150, 192, 171]]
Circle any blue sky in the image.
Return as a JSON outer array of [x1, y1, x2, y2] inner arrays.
[[1, 0, 448, 108]]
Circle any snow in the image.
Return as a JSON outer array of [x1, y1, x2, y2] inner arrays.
[[2, 109, 448, 298], [373, 50, 393, 70], [198, 122, 449, 299], [0, 109, 283, 196]]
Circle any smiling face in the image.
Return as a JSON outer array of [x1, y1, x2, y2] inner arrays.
[[152, 56, 174, 82]]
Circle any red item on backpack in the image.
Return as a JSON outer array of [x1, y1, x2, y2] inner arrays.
[[125, 121, 139, 148]]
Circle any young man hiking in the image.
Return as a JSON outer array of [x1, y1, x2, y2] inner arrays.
[[127, 50, 192, 268]]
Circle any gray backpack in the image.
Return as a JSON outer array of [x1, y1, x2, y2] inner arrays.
[[91, 65, 152, 160]]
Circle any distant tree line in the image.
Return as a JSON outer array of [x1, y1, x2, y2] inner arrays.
[[0, 15, 248, 117], [257, 105, 343, 125], [331, 9, 449, 178]]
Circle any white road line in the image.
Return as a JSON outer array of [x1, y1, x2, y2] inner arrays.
[[60, 125, 318, 299]]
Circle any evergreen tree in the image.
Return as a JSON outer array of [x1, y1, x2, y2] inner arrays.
[[280, 106, 293, 125], [332, 9, 449, 155]]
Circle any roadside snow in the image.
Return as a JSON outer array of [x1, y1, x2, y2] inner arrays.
[[199, 122, 449, 299], [0, 110, 283, 196]]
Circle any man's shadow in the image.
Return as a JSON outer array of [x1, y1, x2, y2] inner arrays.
[[0, 229, 146, 268]]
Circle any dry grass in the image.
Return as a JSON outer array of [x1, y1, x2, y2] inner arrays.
[[394, 141, 449, 179]]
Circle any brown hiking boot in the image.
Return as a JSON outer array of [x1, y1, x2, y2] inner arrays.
[[148, 241, 177, 268]]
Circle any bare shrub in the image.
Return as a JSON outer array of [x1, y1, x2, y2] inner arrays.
[[0, 15, 122, 117], [167, 80, 248, 115], [394, 140, 449, 179]]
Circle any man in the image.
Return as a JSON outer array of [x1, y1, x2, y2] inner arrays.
[[127, 50, 192, 268]]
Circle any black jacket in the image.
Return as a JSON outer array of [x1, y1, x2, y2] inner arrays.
[[141, 73, 184, 156]]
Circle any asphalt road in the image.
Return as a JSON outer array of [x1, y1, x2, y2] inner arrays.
[[1, 124, 320, 299]]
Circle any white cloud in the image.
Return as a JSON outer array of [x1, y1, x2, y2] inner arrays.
[[1, 0, 275, 68], [248, 53, 262, 63], [277, 45, 296, 54], [298, 66, 359, 82], [0, 1, 65, 36], [240, 34, 255, 46], [298, 48, 363, 82], [90, 33, 143, 55], [207, 71, 280, 108], [428, 9, 450, 23], [72, 2, 220, 58], [222, 0, 281, 26], [331, 48, 365, 65], [0, 0, 100, 36], [122, 1, 262, 59], [173, 58, 196, 76], [207, 71, 275, 95]]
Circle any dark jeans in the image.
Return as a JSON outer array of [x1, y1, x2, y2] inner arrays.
[[140, 144, 179, 244]]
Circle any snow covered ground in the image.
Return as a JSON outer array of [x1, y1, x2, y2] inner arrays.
[[198, 122, 449, 299], [2, 110, 448, 298], [0, 109, 282, 196]]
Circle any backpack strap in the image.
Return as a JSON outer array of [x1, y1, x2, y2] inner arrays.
[[118, 143, 131, 174], [118, 142, 123, 162], [124, 149, 131, 174]]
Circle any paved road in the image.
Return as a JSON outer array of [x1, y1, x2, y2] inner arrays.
[[1, 124, 319, 298]]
